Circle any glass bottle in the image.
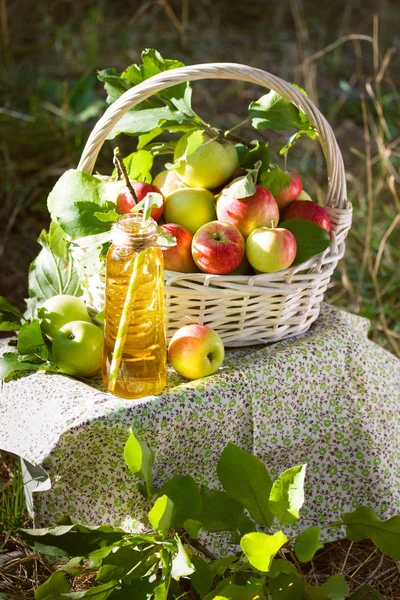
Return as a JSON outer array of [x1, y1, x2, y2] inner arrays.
[[102, 214, 166, 399]]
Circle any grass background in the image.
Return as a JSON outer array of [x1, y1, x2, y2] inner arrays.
[[1, 0, 400, 596]]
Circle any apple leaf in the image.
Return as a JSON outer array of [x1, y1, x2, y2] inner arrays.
[[26, 227, 83, 319], [240, 531, 287, 572], [249, 90, 305, 130], [35, 570, 70, 599], [259, 166, 291, 197], [148, 495, 174, 536], [294, 527, 324, 562], [107, 106, 189, 139], [94, 210, 120, 223], [172, 130, 206, 169], [321, 573, 349, 600], [269, 573, 306, 599], [238, 141, 270, 175], [279, 128, 317, 156], [0, 352, 42, 381], [17, 320, 49, 360], [48, 170, 115, 240], [348, 586, 387, 599], [223, 172, 257, 199], [159, 475, 201, 530], [269, 464, 307, 526], [268, 559, 300, 579], [217, 442, 274, 527], [199, 489, 255, 534], [111, 150, 154, 182], [190, 556, 214, 597], [124, 431, 154, 499], [343, 506, 400, 561], [0, 297, 24, 331], [279, 219, 331, 264]]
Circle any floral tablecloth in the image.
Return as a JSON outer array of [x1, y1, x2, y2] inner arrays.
[[1, 303, 400, 554]]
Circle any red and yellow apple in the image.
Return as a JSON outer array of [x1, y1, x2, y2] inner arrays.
[[216, 184, 280, 239], [168, 324, 225, 380], [174, 131, 238, 189], [246, 226, 297, 273], [116, 181, 165, 221], [282, 200, 331, 232], [164, 188, 216, 235], [52, 320, 103, 377], [273, 172, 302, 209], [161, 224, 197, 273], [153, 170, 186, 197], [39, 294, 92, 340], [192, 221, 245, 275]]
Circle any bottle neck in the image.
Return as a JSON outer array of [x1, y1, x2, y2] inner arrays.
[[112, 214, 158, 250]]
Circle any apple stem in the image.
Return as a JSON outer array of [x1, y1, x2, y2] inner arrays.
[[271, 220, 276, 229], [113, 147, 138, 203]]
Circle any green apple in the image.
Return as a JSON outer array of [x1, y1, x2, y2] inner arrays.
[[246, 226, 297, 273], [174, 131, 238, 189], [39, 295, 92, 339], [168, 324, 224, 380], [52, 320, 103, 377], [164, 188, 217, 235]]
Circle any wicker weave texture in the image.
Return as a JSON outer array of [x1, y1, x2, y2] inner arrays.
[[77, 63, 352, 346]]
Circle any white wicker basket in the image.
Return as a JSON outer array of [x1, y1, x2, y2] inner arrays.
[[77, 63, 352, 347]]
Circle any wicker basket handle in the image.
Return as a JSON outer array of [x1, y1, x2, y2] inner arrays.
[[77, 62, 347, 209]]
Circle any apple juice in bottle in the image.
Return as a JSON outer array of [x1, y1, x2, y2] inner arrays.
[[102, 214, 166, 399]]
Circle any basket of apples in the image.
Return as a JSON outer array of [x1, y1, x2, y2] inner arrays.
[[41, 52, 352, 347]]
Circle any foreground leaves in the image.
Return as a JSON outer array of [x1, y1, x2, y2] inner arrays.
[[343, 506, 400, 560]]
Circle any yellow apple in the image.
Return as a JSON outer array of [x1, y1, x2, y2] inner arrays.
[[164, 188, 216, 235]]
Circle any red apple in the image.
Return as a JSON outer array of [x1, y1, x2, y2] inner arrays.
[[161, 224, 197, 273], [116, 182, 165, 221], [168, 324, 224, 380], [246, 226, 297, 273], [192, 221, 245, 275], [216, 184, 280, 239], [273, 172, 302, 210], [281, 200, 331, 232]]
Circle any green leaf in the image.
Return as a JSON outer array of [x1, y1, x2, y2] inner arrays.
[[269, 465, 307, 526], [94, 210, 120, 223], [46, 221, 69, 260], [124, 432, 154, 498], [268, 559, 299, 579], [304, 584, 330, 599], [280, 219, 331, 264], [240, 531, 287, 572], [190, 556, 214, 597], [48, 170, 112, 240], [171, 535, 194, 580], [148, 495, 174, 535], [249, 90, 305, 130], [20, 521, 126, 558], [321, 574, 349, 600], [279, 129, 317, 157], [294, 527, 324, 562], [209, 581, 264, 600], [97, 68, 133, 103], [121, 150, 154, 181], [26, 227, 82, 319], [269, 573, 305, 599], [239, 141, 270, 175], [259, 166, 291, 197], [217, 442, 274, 527], [35, 571, 69, 599], [159, 474, 201, 529], [222, 173, 256, 200], [0, 352, 41, 381], [343, 506, 400, 561], [137, 127, 164, 150], [17, 320, 49, 360], [348, 586, 387, 599], [200, 489, 254, 534], [95, 545, 146, 583], [0, 320, 21, 332], [0, 297, 23, 320], [210, 556, 238, 577], [61, 581, 118, 599], [183, 518, 202, 539]]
